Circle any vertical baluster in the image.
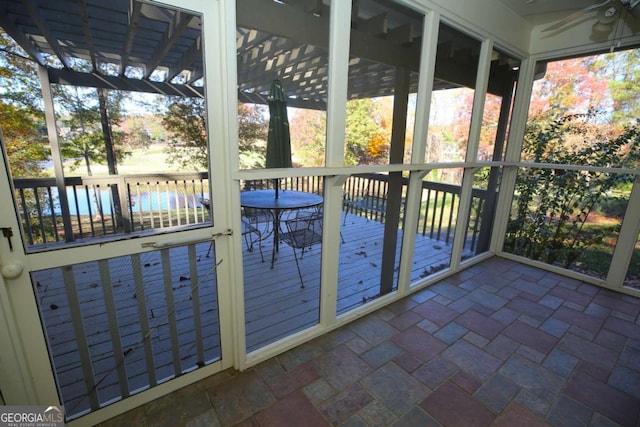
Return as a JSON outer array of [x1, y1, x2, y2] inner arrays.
[[154, 181, 162, 228], [71, 185, 84, 239], [62, 265, 100, 410], [107, 184, 117, 234], [172, 180, 179, 227], [436, 191, 445, 241], [164, 180, 171, 227], [95, 185, 108, 236], [19, 188, 35, 244], [98, 260, 130, 398], [147, 181, 155, 229], [188, 244, 205, 365], [469, 197, 483, 251], [445, 193, 457, 244], [160, 249, 182, 377], [135, 184, 144, 230], [84, 185, 96, 237], [189, 178, 195, 224], [131, 254, 157, 387], [430, 191, 439, 240], [126, 182, 135, 232], [181, 180, 188, 225], [33, 187, 47, 243], [46, 186, 60, 241], [421, 188, 430, 236]]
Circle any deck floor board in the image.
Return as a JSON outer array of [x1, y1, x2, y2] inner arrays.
[[32, 212, 467, 416]]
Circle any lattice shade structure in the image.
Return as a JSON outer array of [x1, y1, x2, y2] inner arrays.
[[0, 0, 519, 109]]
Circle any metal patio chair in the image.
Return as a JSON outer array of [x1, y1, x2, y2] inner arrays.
[[200, 199, 264, 260], [279, 211, 323, 288]]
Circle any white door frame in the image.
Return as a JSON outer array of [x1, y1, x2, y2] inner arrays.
[[0, 0, 239, 423]]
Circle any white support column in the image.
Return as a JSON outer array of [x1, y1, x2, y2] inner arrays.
[[397, 10, 439, 293], [450, 38, 493, 269], [324, 0, 351, 168], [606, 175, 640, 291], [410, 10, 439, 165], [37, 65, 74, 242], [319, 0, 352, 327]]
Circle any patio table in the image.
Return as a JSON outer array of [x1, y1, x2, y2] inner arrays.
[[241, 189, 323, 267]]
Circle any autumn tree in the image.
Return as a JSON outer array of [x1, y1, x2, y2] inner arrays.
[[0, 29, 49, 178], [345, 98, 391, 165], [289, 108, 326, 167]]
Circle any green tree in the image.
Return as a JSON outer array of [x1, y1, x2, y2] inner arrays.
[[594, 49, 640, 126], [345, 98, 389, 165], [290, 108, 325, 167], [238, 102, 268, 169], [55, 86, 128, 176], [162, 98, 267, 170], [505, 113, 640, 268]]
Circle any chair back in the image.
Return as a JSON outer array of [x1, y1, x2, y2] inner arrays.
[[281, 211, 323, 250]]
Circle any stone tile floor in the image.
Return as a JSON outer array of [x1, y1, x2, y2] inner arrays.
[[99, 257, 640, 426]]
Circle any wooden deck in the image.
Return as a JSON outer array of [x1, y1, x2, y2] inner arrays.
[[32, 212, 466, 417], [243, 212, 464, 351]]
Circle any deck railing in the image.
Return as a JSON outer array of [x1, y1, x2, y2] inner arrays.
[[13, 172, 488, 251], [342, 173, 490, 252], [13, 173, 209, 246]]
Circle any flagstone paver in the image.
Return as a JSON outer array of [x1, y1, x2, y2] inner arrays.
[[98, 258, 640, 427]]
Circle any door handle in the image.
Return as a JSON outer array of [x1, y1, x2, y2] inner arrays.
[[1, 260, 23, 279]]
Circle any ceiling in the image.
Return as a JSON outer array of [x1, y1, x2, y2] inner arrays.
[[497, 0, 608, 26], [0, 0, 592, 109]]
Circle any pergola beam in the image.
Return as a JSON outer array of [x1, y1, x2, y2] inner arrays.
[[0, 14, 45, 65], [20, 0, 72, 68], [120, 0, 142, 76], [167, 35, 201, 82], [77, 0, 97, 71], [143, 10, 193, 78], [48, 67, 204, 97]]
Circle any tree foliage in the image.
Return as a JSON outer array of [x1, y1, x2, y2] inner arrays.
[[345, 98, 390, 165], [290, 108, 326, 167], [0, 29, 49, 177], [54, 86, 129, 175], [505, 113, 640, 268], [162, 98, 267, 170]]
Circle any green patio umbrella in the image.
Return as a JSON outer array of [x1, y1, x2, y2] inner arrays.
[[265, 79, 292, 198]]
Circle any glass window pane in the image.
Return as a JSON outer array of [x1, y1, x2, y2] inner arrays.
[[346, 0, 423, 165], [526, 49, 640, 165], [478, 49, 519, 162], [339, 172, 405, 314], [5, 3, 211, 251], [504, 168, 629, 280], [236, 0, 330, 170], [242, 177, 323, 352], [410, 168, 464, 284], [425, 24, 480, 163], [463, 166, 501, 258]]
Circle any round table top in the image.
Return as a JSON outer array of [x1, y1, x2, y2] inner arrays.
[[241, 190, 323, 210]]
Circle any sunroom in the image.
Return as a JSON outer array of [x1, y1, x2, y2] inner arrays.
[[0, 0, 639, 425]]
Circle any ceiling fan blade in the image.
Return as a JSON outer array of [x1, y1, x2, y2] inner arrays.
[[542, 0, 613, 32]]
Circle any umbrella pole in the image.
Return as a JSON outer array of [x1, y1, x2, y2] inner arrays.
[[274, 178, 279, 198]]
